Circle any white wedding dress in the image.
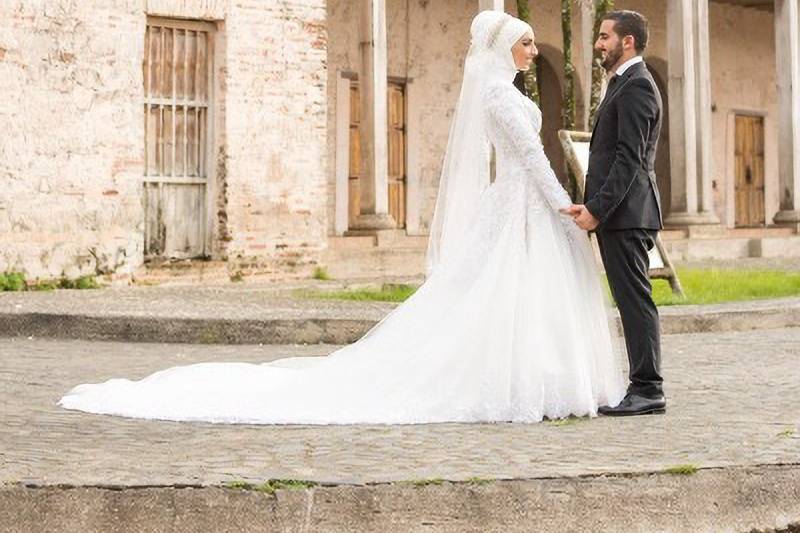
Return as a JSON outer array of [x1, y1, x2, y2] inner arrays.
[[59, 12, 626, 425]]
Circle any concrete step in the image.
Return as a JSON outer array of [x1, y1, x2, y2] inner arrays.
[[660, 228, 688, 240], [341, 229, 429, 248], [133, 260, 232, 285], [321, 246, 426, 279], [327, 235, 377, 250], [3, 466, 798, 533], [663, 235, 800, 261], [662, 225, 796, 240]]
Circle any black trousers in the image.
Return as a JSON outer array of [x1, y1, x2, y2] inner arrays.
[[595, 229, 664, 398]]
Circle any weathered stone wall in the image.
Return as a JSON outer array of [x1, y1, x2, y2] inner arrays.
[[706, 2, 778, 227], [0, 1, 145, 281], [326, 0, 573, 236], [0, 0, 784, 283], [327, 0, 780, 237], [222, 0, 328, 276], [615, 0, 778, 227], [0, 0, 328, 282]]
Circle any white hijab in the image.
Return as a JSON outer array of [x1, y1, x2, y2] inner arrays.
[[426, 11, 533, 276]]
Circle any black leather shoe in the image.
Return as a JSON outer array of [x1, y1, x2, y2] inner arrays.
[[598, 394, 666, 416]]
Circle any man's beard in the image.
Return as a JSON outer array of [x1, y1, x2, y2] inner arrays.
[[601, 42, 624, 71]]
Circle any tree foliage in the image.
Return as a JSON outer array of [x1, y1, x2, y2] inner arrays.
[[515, 0, 540, 105]]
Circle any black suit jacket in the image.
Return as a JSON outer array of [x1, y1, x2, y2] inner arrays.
[[585, 61, 663, 231]]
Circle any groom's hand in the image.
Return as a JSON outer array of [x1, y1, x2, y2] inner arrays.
[[573, 205, 599, 231]]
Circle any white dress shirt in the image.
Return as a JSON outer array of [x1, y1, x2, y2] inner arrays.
[[614, 55, 644, 77]]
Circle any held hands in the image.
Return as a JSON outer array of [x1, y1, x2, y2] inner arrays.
[[559, 204, 599, 231]]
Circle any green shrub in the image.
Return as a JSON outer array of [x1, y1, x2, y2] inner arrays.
[[0, 272, 26, 291], [58, 275, 99, 290]]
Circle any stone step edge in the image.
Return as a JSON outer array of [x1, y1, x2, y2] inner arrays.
[[2, 464, 798, 533], [0, 303, 797, 344], [8, 461, 799, 490]]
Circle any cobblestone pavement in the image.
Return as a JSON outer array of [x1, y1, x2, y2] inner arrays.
[[1, 282, 798, 324], [0, 285, 396, 322], [1, 329, 798, 487]]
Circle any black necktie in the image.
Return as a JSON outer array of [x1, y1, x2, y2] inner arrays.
[[600, 75, 619, 107]]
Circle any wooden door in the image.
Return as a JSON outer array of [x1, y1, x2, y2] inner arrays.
[[143, 18, 214, 260], [387, 82, 407, 228], [347, 80, 407, 229], [734, 115, 765, 227], [348, 84, 362, 227]]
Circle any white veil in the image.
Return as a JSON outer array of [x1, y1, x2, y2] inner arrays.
[[425, 11, 534, 276]]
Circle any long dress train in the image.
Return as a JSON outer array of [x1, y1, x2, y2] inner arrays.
[[59, 82, 626, 425]]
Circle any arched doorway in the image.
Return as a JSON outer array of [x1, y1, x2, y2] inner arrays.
[[535, 48, 568, 187], [646, 58, 671, 218]]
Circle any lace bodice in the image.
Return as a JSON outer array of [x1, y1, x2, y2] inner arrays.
[[484, 82, 572, 212]]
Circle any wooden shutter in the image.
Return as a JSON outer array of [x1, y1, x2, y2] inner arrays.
[[734, 115, 765, 227], [143, 18, 214, 260], [347, 80, 407, 229]]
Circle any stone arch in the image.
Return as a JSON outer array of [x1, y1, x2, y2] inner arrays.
[[646, 57, 672, 217], [535, 45, 569, 186]]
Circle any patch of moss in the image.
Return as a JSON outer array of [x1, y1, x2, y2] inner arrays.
[[465, 477, 494, 486], [406, 478, 445, 487], [312, 266, 331, 281], [224, 479, 318, 495], [663, 464, 699, 476]]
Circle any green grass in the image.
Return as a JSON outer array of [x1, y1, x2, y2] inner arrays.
[[649, 268, 800, 306], [297, 283, 417, 303], [663, 464, 699, 475], [0, 272, 100, 291], [297, 269, 800, 307]]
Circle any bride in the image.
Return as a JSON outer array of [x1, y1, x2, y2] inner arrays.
[[59, 11, 626, 424]]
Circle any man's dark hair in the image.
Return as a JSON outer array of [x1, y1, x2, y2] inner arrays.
[[602, 10, 649, 53]]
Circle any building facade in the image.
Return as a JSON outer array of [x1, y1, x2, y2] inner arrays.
[[1, 0, 798, 282]]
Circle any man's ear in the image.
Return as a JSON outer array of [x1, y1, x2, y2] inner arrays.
[[623, 34, 636, 52]]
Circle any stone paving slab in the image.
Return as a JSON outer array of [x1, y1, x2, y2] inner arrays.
[[2, 329, 798, 487], [0, 284, 799, 343]]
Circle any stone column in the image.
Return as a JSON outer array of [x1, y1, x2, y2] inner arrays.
[[773, 0, 800, 230], [664, 0, 718, 226], [478, 0, 504, 11], [351, 0, 395, 230], [692, 0, 718, 223], [578, 0, 596, 131]]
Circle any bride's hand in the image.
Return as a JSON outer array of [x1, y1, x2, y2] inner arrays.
[[559, 204, 583, 217]]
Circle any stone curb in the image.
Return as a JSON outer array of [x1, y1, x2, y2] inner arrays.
[[2, 464, 798, 532], [0, 301, 798, 344]]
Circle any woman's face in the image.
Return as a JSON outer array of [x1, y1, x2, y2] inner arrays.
[[511, 31, 537, 71]]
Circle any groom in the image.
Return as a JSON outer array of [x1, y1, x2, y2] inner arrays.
[[564, 10, 665, 416]]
